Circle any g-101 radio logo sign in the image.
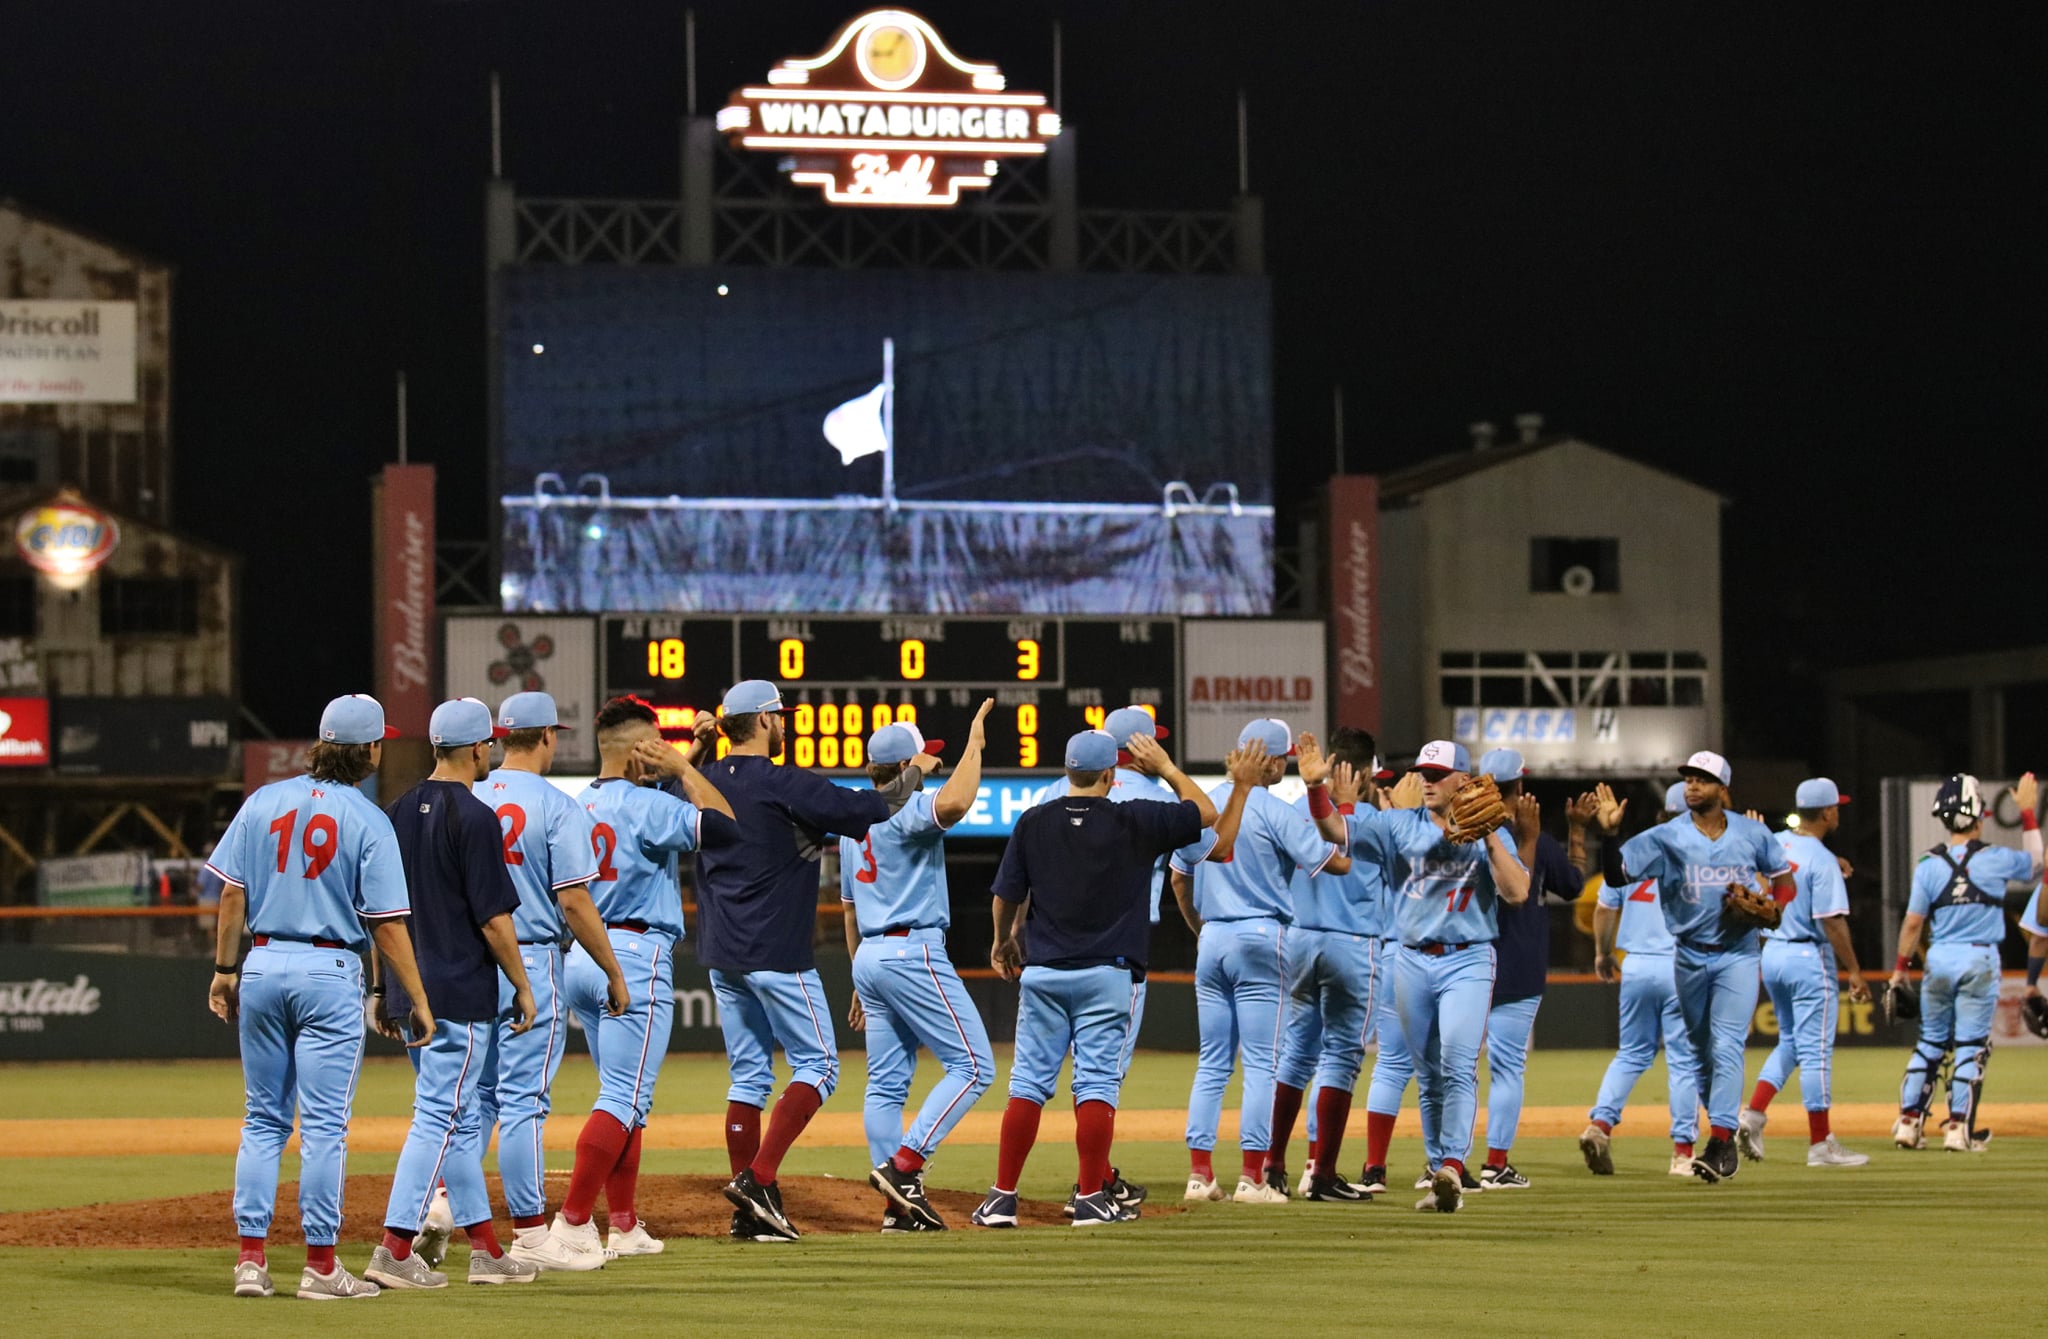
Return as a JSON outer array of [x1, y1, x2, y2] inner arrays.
[[717, 8, 1060, 207]]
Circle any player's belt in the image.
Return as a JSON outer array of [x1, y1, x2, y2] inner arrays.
[[606, 920, 652, 934], [882, 928, 912, 937], [252, 934, 345, 949], [1408, 942, 1473, 956], [518, 939, 562, 946], [1772, 936, 1818, 944]]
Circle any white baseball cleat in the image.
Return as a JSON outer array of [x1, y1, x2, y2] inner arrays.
[[1414, 1167, 1462, 1214], [1231, 1176, 1287, 1205], [1183, 1175, 1228, 1203], [416, 1187, 455, 1269], [1891, 1113, 1925, 1150], [232, 1260, 274, 1298], [1941, 1121, 1982, 1153], [1806, 1136, 1869, 1167], [1668, 1153, 1695, 1177], [536, 1212, 609, 1270], [509, 1224, 603, 1273], [606, 1219, 666, 1256], [1735, 1109, 1766, 1162]]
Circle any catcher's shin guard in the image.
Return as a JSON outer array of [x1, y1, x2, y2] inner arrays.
[[1901, 1039, 1947, 1116], [1952, 1037, 1990, 1135]]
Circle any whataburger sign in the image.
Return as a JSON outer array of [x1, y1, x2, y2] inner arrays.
[[717, 8, 1060, 207]]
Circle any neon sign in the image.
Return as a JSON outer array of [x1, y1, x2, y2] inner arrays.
[[14, 491, 118, 584], [717, 8, 1060, 208]]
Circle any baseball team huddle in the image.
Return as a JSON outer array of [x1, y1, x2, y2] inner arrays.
[[202, 679, 2048, 1301]]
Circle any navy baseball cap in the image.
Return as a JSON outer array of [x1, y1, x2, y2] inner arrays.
[[1663, 781, 1688, 813], [1679, 750, 1732, 786], [319, 694, 399, 744], [1237, 718, 1296, 757], [869, 721, 945, 765], [430, 697, 509, 747], [1066, 729, 1119, 772], [721, 679, 786, 716], [1794, 777, 1851, 807], [1413, 740, 1471, 775], [497, 690, 570, 731], [1478, 748, 1527, 782]]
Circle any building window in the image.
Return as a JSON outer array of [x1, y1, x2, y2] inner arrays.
[[0, 576, 35, 637], [1439, 651, 1708, 707], [100, 577, 202, 636], [0, 425, 57, 486], [1530, 537, 1619, 594]]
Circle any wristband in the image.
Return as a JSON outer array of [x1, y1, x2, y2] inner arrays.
[[1894, 955, 1910, 974], [370, 985, 387, 997], [2028, 956, 2044, 988], [214, 963, 239, 976], [1307, 783, 1334, 820], [2024, 810, 2038, 832]]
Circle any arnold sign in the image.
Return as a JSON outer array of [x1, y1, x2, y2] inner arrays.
[[718, 8, 1059, 207]]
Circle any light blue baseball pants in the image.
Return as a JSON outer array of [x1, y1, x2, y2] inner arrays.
[[853, 929, 995, 1166], [1186, 918, 1288, 1153], [1588, 950, 1700, 1141]]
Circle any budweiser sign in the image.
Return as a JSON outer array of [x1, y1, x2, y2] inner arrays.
[[373, 464, 435, 738], [1326, 476, 1381, 734]]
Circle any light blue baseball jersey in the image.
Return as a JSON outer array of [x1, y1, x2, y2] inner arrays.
[[1170, 783, 1340, 922], [1766, 831, 1850, 944], [577, 778, 703, 939], [206, 775, 409, 948], [1032, 767, 1176, 922], [477, 767, 600, 944], [839, 789, 953, 933], [1383, 807, 1524, 946], [1907, 841, 2034, 945], [1620, 811, 1790, 951], [1287, 798, 1392, 937], [1597, 877, 1677, 955]]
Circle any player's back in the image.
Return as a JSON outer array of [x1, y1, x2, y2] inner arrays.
[[579, 777, 698, 940], [1186, 783, 1335, 922], [999, 794, 1197, 970], [477, 768, 598, 944], [1915, 839, 2030, 946], [840, 790, 951, 932], [1611, 877, 1677, 954], [1767, 831, 1841, 944], [1288, 795, 1387, 937], [1035, 767, 1175, 920], [207, 774, 404, 947]]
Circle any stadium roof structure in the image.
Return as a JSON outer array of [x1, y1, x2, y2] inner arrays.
[[1378, 434, 1728, 505]]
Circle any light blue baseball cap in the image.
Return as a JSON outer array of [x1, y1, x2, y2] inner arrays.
[[1478, 748, 1526, 782], [319, 694, 398, 744], [429, 697, 509, 747], [1794, 777, 1851, 808], [1105, 706, 1168, 744], [1413, 739, 1471, 774], [1066, 730, 1119, 772], [721, 679, 786, 716], [1663, 781, 1688, 813], [869, 721, 944, 765], [1237, 718, 1296, 757], [497, 690, 570, 731]]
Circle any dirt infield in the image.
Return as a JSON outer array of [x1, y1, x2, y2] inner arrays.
[[0, 1172, 1098, 1247]]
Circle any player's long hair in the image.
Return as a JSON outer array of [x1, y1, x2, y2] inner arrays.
[[307, 741, 376, 786]]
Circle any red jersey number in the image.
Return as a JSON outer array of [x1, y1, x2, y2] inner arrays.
[[854, 835, 879, 885], [592, 823, 619, 882], [496, 803, 527, 866], [268, 810, 340, 880]]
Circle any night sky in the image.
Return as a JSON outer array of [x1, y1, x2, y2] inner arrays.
[[10, 2, 2044, 761]]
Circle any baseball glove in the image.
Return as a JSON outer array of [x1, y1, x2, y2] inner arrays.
[[1884, 977, 1920, 1026], [1445, 775, 1510, 844], [2023, 993, 2048, 1040], [1721, 883, 1782, 930]]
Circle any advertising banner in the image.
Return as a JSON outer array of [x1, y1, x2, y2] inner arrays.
[[373, 464, 435, 740], [1325, 475, 1381, 735], [37, 852, 147, 908], [243, 740, 316, 795], [443, 616, 597, 769], [1181, 620, 1327, 765], [0, 695, 51, 767], [0, 300, 138, 403], [52, 696, 233, 776]]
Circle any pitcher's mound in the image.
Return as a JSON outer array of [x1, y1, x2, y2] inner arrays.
[[0, 1173, 1149, 1248]]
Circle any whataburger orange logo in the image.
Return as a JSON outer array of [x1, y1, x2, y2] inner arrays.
[[14, 492, 118, 577], [717, 8, 1060, 207]]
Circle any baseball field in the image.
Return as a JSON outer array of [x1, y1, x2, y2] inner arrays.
[[3, 1046, 2042, 1336]]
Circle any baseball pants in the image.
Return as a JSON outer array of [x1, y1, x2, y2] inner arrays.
[[1756, 938, 1839, 1112], [710, 966, 841, 1108], [385, 1017, 497, 1232], [1395, 943, 1495, 1169], [1674, 943, 1761, 1132], [853, 929, 995, 1167], [1589, 950, 1700, 1142], [232, 942, 367, 1245], [463, 942, 568, 1220], [566, 930, 674, 1128], [1121, 975, 1149, 1079], [1276, 930, 1378, 1094], [1901, 942, 2000, 1120], [1008, 965, 1135, 1108], [1482, 995, 1542, 1153], [1187, 918, 1288, 1154]]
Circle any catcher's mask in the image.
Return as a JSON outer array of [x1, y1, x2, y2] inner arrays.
[[1931, 774, 1985, 833]]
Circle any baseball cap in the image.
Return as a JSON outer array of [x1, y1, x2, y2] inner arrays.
[[1065, 729, 1119, 772], [497, 690, 570, 731], [1413, 740, 1471, 775], [430, 697, 509, 747], [1477, 748, 1527, 782], [1104, 706, 1168, 743], [721, 679, 786, 716], [1663, 781, 1687, 813], [1237, 718, 1296, 757], [1794, 777, 1851, 808], [869, 721, 945, 765], [319, 694, 399, 744], [1679, 750, 1732, 786]]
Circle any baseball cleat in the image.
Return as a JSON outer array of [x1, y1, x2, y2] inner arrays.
[[728, 1209, 792, 1243], [1891, 1113, 1925, 1149], [1413, 1167, 1434, 1191], [869, 1161, 945, 1230], [1941, 1121, 1983, 1153], [1106, 1167, 1148, 1210], [1232, 1176, 1287, 1204], [1578, 1124, 1615, 1176], [1478, 1164, 1530, 1190], [1806, 1136, 1870, 1168], [1183, 1174, 1228, 1203], [1070, 1190, 1123, 1226], [466, 1251, 540, 1285], [724, 1168, 800, 1241], [416, 1187, 454, 1270], [606, 1220, 667, 1256], [1457, 1165, 1483, 1191], [1689, 1136, 1739, 1184], [1356, 1166, 1389, 1195], [1736, 1109, 1767, 1162], [1669, 1153, 1696, 1177], [970, 1188, 1020, 1228], [232, 1261, 274, 1298], [1301, 1175, 1373, 1203], [881, 1210, 945, 1234], [538, 1212, 608, 1269], [1262, 1164, 1292, 1199], [364, 1244, 448, 1290], [295, 1264, 380, 1301], [1416, 1168, 1462, 1214]]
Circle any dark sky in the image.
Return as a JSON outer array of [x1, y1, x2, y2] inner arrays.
[[10, 1, 2044, 759]]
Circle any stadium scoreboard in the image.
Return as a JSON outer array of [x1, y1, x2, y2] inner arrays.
[[602, 615, 1178, 773]]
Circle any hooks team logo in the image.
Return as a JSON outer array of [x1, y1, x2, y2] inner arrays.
[[488, 622, 555, 692]]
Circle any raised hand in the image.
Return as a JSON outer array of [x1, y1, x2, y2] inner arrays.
[[967, 697, 994, 749], [1226, 738, 1269, 786], [1296, 733, 1331, 787], [1125, 733, 1173, 777], [632, 738, 686, 779], [1512, 792, 1541, 845], [1389, 772, 1425, 810], [1566, 791, 1600, 831], [2014, 771, 2038, 818], [1330, 760, 1363, 808], [1594, 782, 1627, 834]]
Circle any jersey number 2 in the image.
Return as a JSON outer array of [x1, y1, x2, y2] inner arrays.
[[496, 804, 527, 866], [591, 823, 619, 882], [854, 835, 879, 885], [269, 810, 339, 880]]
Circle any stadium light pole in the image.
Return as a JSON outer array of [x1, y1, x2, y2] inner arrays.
[[883, 337, 897, 513]]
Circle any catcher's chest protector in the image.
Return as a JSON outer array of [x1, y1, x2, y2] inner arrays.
[[1928, 841, 1998, 912]]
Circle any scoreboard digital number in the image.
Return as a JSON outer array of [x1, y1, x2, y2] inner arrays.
[[601, 615, 1177, 774]]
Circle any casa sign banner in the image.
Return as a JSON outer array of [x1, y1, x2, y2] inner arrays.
[[717, 8, 1060, 207], [14, 492, 118, 581]]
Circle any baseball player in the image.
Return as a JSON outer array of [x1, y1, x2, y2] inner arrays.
[[366, 698, 540, 1289], [1887, 772, 2041, 1152], [1170, 720, 1349, 1204], [841, 701, 997, 1232], [1736, 778, 1872, 1168], [538, 695, 736, 1264], [2021, 877, 2048, 1021], [208, 694, 429, 1301], [1592, 751, 1793, 1184], [463, 692, 636, 1264], [973, 729, 1221, 1228], [1347, 762, 1433, 1196], [703, 680, 897, 1242], [1581, 782, 1703, 1178], [1471, 749, 1586, 1190]]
